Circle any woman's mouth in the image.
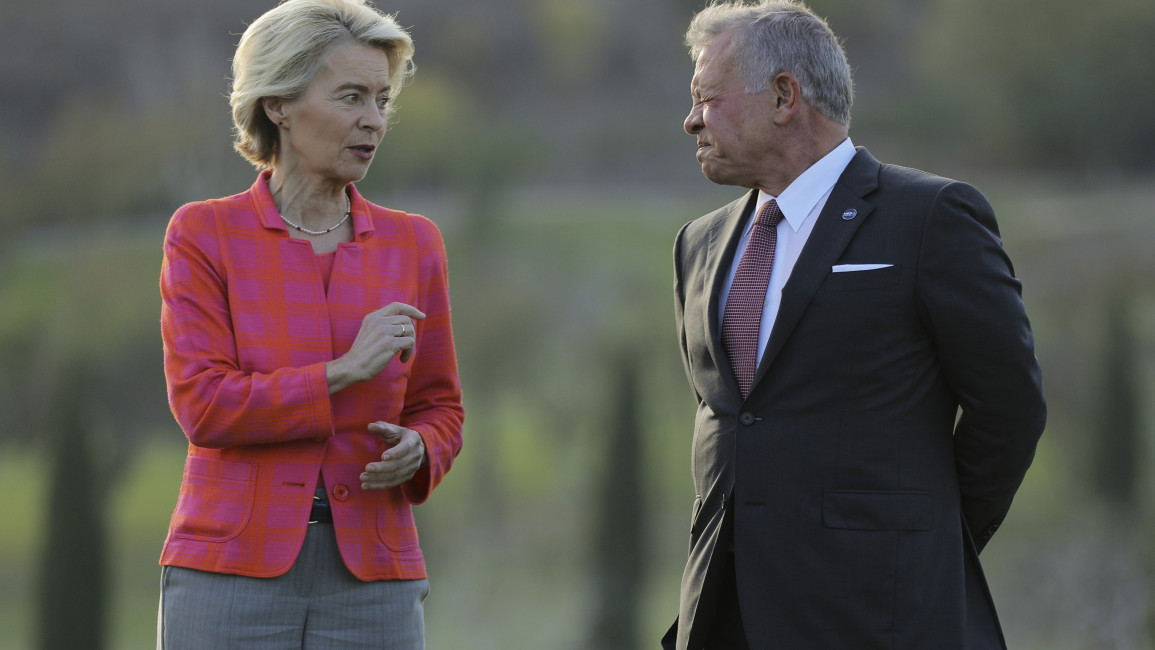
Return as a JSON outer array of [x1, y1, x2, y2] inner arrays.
[[348, 145, 376, 160]]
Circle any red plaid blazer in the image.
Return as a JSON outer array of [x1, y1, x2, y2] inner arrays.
[[158, 172, 463, 580]]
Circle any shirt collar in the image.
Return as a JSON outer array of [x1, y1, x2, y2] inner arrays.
[[255, 169, 375, 239], [751, 137, 856, 233]]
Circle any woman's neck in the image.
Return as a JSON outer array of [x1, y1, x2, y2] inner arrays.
[[268, 167, 350, 232]]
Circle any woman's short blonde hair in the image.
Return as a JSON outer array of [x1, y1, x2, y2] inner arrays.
[[230, 0, 415, 169]]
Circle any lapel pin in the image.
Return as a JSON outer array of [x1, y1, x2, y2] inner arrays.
[[842, 209, 857, 220]]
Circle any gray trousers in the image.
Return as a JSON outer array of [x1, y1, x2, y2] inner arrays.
[[157, 522, 428, 649]]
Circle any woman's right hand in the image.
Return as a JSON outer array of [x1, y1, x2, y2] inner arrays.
[[326, 302, 426, 394]]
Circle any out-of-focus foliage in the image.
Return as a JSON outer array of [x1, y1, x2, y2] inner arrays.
[[532, 0, 608, 84], [6, 0, 1147, 233], [915, 0, 1155, 169], [365, 72, 543, 206], [0, 232, 169, 448]]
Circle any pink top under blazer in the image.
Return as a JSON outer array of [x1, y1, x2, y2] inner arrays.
[[158, 171, 464, 580]]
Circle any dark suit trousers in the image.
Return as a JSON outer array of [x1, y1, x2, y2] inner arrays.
[[706, 549, 750, 649], [663, 505, 751, 650], [705, 506, 750, 650]]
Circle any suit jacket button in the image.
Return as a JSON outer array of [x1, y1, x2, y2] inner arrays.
[[739, 412, 755, 425], [332, 484, 350, 501]]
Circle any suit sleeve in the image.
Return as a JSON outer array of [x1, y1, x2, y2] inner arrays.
[[398, 219, 465, 504], [916, 182, 1046, 551], [673, 221, 705, 406], [160, 203, 334, 449]]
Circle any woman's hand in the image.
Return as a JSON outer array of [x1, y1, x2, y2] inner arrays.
[[360, 422, 428, 490], [326, 302, 425, 393]]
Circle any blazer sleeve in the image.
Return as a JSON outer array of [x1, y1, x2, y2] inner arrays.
[[398, 218, 465, 504], [916, 182, 1046, 551], [159, 202, 334, 449]]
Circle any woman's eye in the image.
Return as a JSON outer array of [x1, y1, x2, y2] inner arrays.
[[377, 96, 390, 109]]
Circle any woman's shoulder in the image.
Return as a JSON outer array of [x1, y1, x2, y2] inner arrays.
[[362, 200, 444, 240], [168, 186, 263, 234]]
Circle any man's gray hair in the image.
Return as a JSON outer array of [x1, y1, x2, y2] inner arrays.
[[686, 0, 853, 126]]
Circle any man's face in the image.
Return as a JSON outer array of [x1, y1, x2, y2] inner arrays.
[[684, 33, 779, 189]]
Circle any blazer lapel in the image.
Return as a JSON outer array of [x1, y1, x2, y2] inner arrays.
[[751, 148, 881, 390], [704, 190, 759, 398]]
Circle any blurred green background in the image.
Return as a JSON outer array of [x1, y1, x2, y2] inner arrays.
[[2, 0, 1154, 648]]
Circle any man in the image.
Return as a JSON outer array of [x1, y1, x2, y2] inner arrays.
[[663, 2, 1046, 649]]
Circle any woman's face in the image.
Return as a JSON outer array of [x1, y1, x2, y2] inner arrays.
[[272, 42, 393, 187]]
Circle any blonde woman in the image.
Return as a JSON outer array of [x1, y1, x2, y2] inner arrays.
[[156, 1, 463, 647]]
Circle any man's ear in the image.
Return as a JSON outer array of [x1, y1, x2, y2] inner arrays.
[[771, 72, 800, 125]]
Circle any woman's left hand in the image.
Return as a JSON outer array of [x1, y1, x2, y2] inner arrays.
[[361, 421, 428, 490]]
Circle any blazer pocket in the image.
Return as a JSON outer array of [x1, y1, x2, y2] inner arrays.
[[377, 497, 420, 551], [823, 489, 933, 531], [825, 265, 901, 291], [170, 456, 256, 542]]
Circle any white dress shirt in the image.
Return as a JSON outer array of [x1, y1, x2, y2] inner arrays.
[[719, 138, 857, 364]]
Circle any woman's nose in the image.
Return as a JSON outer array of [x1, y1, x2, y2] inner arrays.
[[361, 107, 386, 132]]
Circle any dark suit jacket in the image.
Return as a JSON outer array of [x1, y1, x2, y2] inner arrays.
[[664, 148, 1046, 649]]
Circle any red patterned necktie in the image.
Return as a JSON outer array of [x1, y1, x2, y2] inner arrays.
[[722, 199, 784, 398]]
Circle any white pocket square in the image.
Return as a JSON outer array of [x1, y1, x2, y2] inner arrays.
[[832, 263, 894, 273]]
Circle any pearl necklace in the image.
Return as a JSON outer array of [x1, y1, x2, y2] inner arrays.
[[279, 194, 352, 235]]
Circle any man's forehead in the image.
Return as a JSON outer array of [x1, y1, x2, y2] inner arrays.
[[692, 41, 735, 88], [697, 33, 736, 69]]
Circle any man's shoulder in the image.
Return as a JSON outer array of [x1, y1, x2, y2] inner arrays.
[[872, 157, 985, 201], [879, 160, 952, 187], [863, 156, 993, 223]]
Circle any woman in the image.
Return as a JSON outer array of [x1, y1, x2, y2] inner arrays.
[[156, 1, 463, 647]]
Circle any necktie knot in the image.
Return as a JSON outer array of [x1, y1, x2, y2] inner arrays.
[[755, 199, 784, 230]]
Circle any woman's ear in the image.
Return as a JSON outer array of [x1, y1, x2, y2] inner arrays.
[[262, 97, 287, 127]]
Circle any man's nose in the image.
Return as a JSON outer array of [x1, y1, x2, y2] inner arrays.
[[684, 105, 703, 136]]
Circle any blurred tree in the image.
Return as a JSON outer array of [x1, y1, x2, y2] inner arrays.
[[587, 354, 646, 649], [36, 364, 108, 650], [0, 238, 169, 647], [1093, 295, 1142, 510]]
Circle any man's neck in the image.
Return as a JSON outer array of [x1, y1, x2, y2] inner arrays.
[[754, 124, 848, 196]]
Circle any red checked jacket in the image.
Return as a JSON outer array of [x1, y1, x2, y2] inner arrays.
[[158, 171, 463, 580]]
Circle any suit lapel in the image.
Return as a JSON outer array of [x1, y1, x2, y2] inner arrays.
[[704, 190, 759, 398], [751, 149, 881, 391]]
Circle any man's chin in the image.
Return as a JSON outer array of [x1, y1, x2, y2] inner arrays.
[[700, 165, 731, 187]]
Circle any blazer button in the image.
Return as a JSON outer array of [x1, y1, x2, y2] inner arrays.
[[739, 412, 756, 425], [332, 484, 351, 501]]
